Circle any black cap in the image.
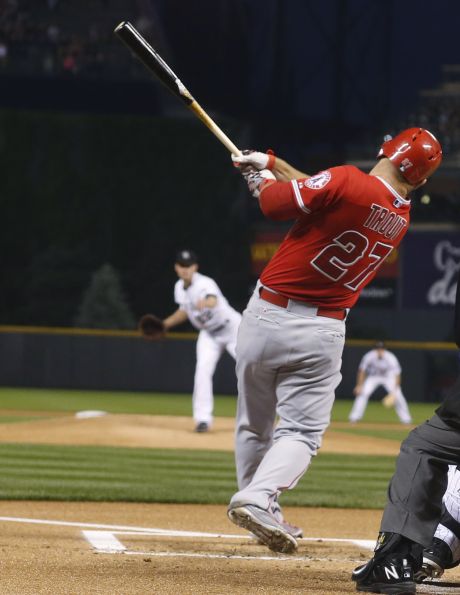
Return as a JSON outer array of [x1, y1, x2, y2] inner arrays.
[[375, 340, 385, 349], [175, 249, 198, 267]]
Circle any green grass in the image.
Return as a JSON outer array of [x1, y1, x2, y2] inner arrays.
[[0, 415, 52, 424], [0, 443, 395, 508], [333, 427, 414, 442], [0, 386, 439, 424], [0, 388, 236, 417], [330, 399, 438, 425], [0, 387, 238, 417], [0, 387, 439, 507]]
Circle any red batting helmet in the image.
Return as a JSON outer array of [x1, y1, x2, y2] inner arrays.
[[377, 127, 442, 185]]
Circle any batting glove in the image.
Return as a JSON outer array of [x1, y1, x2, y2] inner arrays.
[[232, 149, 276, 171], [241, 166, 276, 198]]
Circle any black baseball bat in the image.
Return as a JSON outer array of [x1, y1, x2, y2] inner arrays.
[[114, 21, 241, 156]]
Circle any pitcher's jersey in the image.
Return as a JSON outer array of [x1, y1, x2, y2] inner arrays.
[[359, 349, 401, 378], [174, 272, 237, 332], [259, 165, 411, 308]]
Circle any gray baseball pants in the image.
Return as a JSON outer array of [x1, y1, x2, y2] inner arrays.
[[381, 413, 460, 547], [229, 284, 345, 511]]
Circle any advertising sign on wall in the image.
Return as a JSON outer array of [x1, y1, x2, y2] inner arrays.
[[402, 232, 460, 308], [250, 229, 460, 309]]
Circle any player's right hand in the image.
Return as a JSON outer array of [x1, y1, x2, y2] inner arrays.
[[232, 150, 275, 171]]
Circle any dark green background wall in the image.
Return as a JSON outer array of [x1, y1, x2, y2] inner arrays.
[[0, 330, 458, 403], [0, 108, 252, 326]]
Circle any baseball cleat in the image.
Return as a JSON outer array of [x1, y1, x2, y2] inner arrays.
[[195, 422, 209, 433], [414, 537, 460, 583], [251, 521, 302, 545], [227, 504, 298, 554], [279, 519, 303, 539], [270, 502, 303, 539], [352, 555, 416, 594]]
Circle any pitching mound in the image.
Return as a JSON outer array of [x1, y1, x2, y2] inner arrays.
[[0, 413, 404, 455]]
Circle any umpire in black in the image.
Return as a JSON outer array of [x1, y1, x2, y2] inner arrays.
[[352, 276, 460, 595]]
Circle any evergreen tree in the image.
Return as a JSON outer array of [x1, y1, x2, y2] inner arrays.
[[75, 263, 135, 329]]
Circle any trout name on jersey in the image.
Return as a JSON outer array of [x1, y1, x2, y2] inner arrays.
[[363, 203, 407, 241]]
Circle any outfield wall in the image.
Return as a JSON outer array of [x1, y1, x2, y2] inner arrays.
[[0, 327, 458, 403]]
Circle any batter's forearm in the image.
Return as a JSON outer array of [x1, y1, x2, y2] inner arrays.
[[163, 308, 189, 330], [272, 157, 309, 182]]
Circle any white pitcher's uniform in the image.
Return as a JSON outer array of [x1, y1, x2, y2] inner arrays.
[[348, 348, 412, 423], [175, 272, 241, 426]]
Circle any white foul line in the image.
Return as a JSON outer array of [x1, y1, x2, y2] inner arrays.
[[0, 516, 248, 537]]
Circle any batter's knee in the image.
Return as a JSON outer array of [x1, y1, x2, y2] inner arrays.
[[273, 428, 321, 458]]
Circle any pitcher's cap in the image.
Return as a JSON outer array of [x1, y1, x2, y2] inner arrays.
[[175, 250, 198, 266]]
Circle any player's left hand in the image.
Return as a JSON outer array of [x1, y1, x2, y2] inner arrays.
[[241, 166, 276, 198], [138, 313, 165, 340], [232, 150, 275, 171]]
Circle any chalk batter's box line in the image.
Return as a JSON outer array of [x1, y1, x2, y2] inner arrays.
[[0, 515, 375, 559], [81, 527, 375, 560], [84, 534, 460, 594], [0, 516, 374, 549]]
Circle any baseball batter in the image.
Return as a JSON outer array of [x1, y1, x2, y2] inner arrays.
[[225, 128, 442, 557], [162, 250, 241, 432], [349, 341, 412, 424]]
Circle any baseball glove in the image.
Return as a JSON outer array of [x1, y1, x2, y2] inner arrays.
[[382, 393, 396, 408], [138, 313, 165, 340]]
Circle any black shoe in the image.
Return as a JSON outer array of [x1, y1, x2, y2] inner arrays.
[[415, 537, 460, 582], [352, 555, 416, 594], [195, 422, 209, 433]]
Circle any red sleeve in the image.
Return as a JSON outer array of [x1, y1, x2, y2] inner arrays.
[[259, 180, 299, 221], [259, 166, 348, 221]]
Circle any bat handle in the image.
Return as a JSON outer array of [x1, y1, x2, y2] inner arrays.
[[189, 101, 241, 156]]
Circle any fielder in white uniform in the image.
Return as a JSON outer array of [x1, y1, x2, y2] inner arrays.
[[348, 341, 412, 424], [162, 250, 241, 432]]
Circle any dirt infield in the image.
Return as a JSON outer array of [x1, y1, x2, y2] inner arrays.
[[2, 501, 460, 594], [0, 412, 402, 455], [2, 414, 459, 593], [0, 501, 383, 594]]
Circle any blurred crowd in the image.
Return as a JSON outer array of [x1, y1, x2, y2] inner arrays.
[[1, 1, 460, 162], [404, 96, 460, 160], [0, 0, 167, 79]]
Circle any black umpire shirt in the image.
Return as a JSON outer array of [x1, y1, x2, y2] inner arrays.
[[436, 277, 460, 428]]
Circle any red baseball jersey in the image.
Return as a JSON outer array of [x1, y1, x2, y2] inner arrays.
[[259, 165, 411, 309]]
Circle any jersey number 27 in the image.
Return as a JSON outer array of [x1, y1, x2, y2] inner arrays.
[[311, 230, 393, 291]]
